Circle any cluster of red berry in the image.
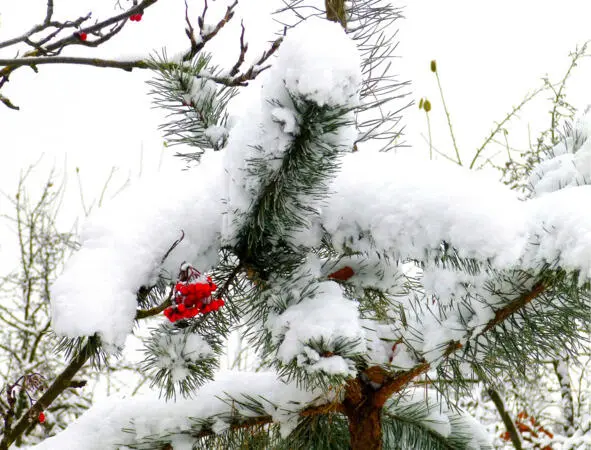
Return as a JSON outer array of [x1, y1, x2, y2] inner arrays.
[[129, 13, 143, 22], [163, 267, 224, 322]]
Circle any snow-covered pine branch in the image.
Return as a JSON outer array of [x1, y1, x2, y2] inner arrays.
[[32, 371, 488, 450], [51, 153, 225, 347], [36, 2, 591, 449]]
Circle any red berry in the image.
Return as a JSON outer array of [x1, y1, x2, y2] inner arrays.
[[77, 32, 87, 41], [183, 294, 199, 308], [38, 412, 45, 423], [211, 299, 225, 311], [186, 308, 199, 319], [177, 304, 186, 313], [176, 283, 190, 295]]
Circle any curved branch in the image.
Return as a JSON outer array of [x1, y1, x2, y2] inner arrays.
[[371, 281, 548, 408], [487, 388, 523, 450], [189, 400, 344, 441], [0, 0, 54, 50], [0, 339, 95, 450]]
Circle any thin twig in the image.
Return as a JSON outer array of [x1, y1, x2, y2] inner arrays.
[[469, 86, 545, 169], [434, 70, 462, 165], [229, 22, 247, 77], [0, 339, 95, 450], [182, 0, 238, 62]]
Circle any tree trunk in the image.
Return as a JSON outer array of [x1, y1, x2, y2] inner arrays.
[[344, 379, 383, 450], [325, 0, 347, 29]]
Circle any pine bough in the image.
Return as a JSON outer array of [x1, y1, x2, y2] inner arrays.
[[37, 4, 591, 450]]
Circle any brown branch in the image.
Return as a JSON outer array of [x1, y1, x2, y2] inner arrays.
[[135, 297, 173, 320], [77, 19, 127, 50], [214, 264, 243, 300], [488, 388, 523, 450], [0, 0, 160, 98], [0, 339, 94, 450], [0, 93, 19, 110], [183, 0, 199, 59], [0, 0, 280, 110], [371, 281, 548, 408], [325, 0, 347, 29], [0, 0, 55, 50], [372, 363, 430, 408], [301, 400, 345, 416], [187, 400, 344, 441], [226, 36, 282, 86], [182, 0, 238, 62], [480, 281, 546, 335], [1, 0, 156, 55], [229, 22, 247, 77], [0, 53, 281, 85], [20, 14, 91, 55], [42, 0, 159, 55], [0, 56, 151, 71]]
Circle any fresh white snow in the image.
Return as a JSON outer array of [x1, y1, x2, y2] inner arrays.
[[31, 371, 331, 450], [51, 151, 225, 346]]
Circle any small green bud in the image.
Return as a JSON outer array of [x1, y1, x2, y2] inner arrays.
[[430, 60, 437, 73], [423, 99, 432, 112], [419, 98, 424, 109]]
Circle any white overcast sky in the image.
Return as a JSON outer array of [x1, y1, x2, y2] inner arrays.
[[0, 0, 590, 225]]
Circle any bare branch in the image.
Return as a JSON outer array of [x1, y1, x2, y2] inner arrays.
[[182, 0, 238, 62], [219, 35, 283, 86], [229, 22, 247, 76], [0, 339, 94, 450], [36, 0, 156, 56], [0, 56, 150, 71], [0, 93, 19, 110], [44, 0, 55, 25], [0, 0, 161, 108]]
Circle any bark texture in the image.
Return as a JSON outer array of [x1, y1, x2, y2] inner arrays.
[[344, 378, 383, 450]]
